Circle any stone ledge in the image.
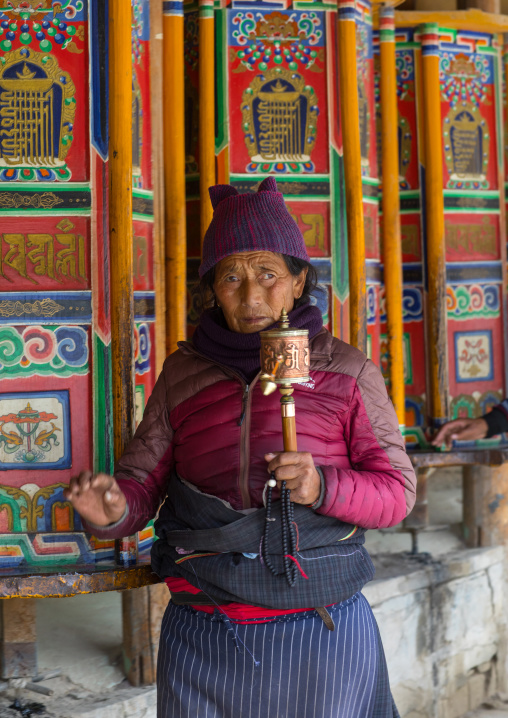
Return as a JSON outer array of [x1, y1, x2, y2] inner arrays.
[[365, 546, 504, 607]]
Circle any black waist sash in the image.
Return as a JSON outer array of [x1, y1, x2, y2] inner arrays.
[[151, 475, 375, 610]]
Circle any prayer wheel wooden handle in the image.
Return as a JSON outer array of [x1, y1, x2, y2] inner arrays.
[[282, 416, 297, 452], [281, 396, 297, 452]]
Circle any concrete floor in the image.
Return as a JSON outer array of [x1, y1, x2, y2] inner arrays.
[[36, 592, 125, 693], [464, 694, 508, 716]]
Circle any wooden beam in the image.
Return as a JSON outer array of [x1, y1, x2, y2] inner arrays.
[[0, 599, 36, 678], [463, 465, 508, 548], [380, 4, 405, 427], [150, 0, 166, 374], [419, 23, 449, 427], [337, 0, 367, 352], [394, 8, 508, 31], [109, 0, 134, 459], [163, 1, 187, 354], [122, 584, 168, 686]]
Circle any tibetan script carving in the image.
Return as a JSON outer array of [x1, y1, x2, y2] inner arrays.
[[445, 217, 497, 257], [401, 225, 420, 257], [0, 231, 87, 285], [133, 235, 148, 282]]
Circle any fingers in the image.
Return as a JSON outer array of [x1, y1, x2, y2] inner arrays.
[[64, 471, 114, 500], [431, 418, 488, 448], [64, 471, 126, 526], [431, 420, 470, 448], [450, 418, 488, 442], [265, 451, 311, 472], [264, 452, 320, 505]]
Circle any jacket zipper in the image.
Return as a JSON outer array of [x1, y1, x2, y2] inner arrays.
[[238, 376, 259, 509], [178, 342, 258, 510], [238, 384, 249, 426]]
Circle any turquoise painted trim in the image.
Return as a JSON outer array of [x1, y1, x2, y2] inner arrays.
[[0, 183, 90, 191], [215, 8, 229, 154], [93, 334, 114, 476], [331, 148, 348, 302], [493, 50, 504, 187], [0, 210, 91, 216], [133, 188, 154, 199], [133, 213, 155, 222], [229, 174, 331, 182], [443, 190, 500, 198]]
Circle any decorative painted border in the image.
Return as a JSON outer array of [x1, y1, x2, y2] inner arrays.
[[0, 292, 92, 324]]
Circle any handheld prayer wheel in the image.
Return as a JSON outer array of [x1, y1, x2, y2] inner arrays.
[[259, 309, 309, 586], [259, 308, 310, 454]]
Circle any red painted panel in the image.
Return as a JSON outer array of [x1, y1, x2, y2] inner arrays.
[[445, 213, 500, 262], [364, 201, 379, 260], [286, 201, 330, 258], [401, 213, 422, 263], [132, 221, 154, 291], [0, 217, 90, 290], [1, 372, 93, 487]]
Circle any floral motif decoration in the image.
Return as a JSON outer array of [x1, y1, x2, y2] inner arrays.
[[231, 11, 324, 74], [0, 0, 84, 53]]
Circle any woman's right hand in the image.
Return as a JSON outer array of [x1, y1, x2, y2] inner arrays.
[[64, 470, 127, 527]]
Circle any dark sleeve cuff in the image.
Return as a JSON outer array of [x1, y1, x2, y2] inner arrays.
[[82, 504, 130, 539], [483, 404, 508, 438], [311, 467, 326, 510]]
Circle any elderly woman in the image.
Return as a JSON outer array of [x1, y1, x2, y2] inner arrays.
[[66, 177, 416, 718]]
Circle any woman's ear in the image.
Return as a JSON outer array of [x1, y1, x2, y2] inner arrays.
[[293, 267, 308, 298], [203, 286, 216, 310]]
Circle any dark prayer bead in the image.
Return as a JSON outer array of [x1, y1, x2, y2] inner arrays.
[[262, 475, 298, 587]]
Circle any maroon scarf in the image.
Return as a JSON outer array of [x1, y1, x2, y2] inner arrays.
[[192, 303, 323, 382]]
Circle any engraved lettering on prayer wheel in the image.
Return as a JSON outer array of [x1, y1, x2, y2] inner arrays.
[[259, 308, 310, 396]]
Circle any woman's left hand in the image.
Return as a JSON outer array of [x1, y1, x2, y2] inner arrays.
[[265, 452, 321, 506]]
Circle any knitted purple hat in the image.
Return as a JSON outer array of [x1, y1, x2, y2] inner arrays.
[[199, 177, 310, 277]]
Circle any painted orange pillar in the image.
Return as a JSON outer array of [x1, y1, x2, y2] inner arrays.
[[199, 0, 216, 245], [150, 1, 166, 374], [109, 0, 134, 459], [337, 0, 367, 352], [380, 4, 405, 427], [420, 23, 448, 427], [162, 1, 187, 354]]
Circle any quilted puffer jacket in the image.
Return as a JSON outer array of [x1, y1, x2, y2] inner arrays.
[[89, 328, 416, 539]]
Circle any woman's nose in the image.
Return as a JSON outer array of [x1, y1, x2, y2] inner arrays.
[[241, 279, 262, 306]]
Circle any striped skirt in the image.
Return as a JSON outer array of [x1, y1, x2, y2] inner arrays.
[[157, 592, 400, 718]]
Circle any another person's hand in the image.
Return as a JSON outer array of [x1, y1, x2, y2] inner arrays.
[[64, 470, 127, 527], [431, 417, 488, 449], [265, 452, 321, 506]]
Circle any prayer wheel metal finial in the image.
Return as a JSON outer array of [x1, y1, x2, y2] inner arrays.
[[259, 309, 310, 453]]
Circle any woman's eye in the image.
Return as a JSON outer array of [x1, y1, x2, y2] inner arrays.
[[225, 275, 239, 282], [261, 273, 275, 280]]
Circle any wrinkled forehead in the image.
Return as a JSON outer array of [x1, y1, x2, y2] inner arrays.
[[215, 251, 285, 274]]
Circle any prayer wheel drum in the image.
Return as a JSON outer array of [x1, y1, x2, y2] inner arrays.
[[259, 309, 310, 453]]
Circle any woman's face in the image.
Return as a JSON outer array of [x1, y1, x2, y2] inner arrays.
[[213, 252, 307, 333]]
